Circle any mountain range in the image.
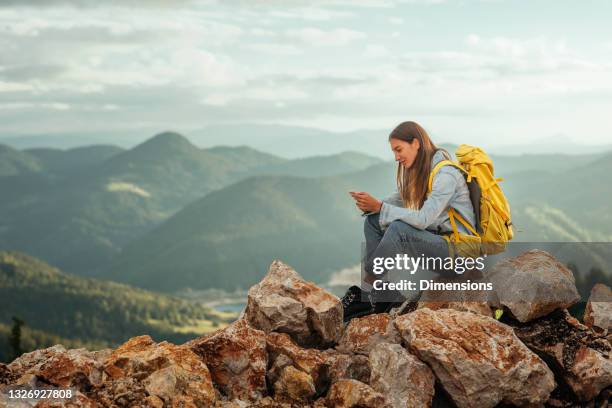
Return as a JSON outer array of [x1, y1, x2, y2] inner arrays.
[[0, 131, 611, 294], [3, 124, 610, 158], [0, 132, 380, 276]]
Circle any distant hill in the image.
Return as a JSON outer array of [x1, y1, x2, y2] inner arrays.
[[0, 251, 233, 362], [108, 175, 365, 292], [25, 145, 124, 173], [502, 151, 612, 236], [0, 144, 42, 177], [255, 151, 382, 178], [490, 152, 606, 177], [0, 133, 284, 274]]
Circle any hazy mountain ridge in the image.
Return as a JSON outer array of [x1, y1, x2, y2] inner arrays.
[[25, 145, 125, 173], [253, 151, 382, 178], [0, 132, 386, 276], [3, 124, 610, 158], [0, 144, 42, 177]]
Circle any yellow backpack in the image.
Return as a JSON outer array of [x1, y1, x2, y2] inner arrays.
[[428, 145, 513, 256]]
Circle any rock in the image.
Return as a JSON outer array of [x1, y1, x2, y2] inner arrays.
[[0, 363, 16, 385], [417, 274, 493, 317], [326, 379, 392, 408], [488, 249, 580, 322], [417, 300, 493, 317], [369, 342, 435, 408], [245, 260, 343, 347], [33, 391, 98, 408], [513, 309, 612, 401], [246, 396, 295, 407], [274, 365, 317, 403], [336, 313, 400, 355], [323, 350, 370, 384], [266, 332, 328, 392], [395, 308, 555, 408], [5, 345, 107, 390], [103, 335, 216, 407], [267, 353, 294, 385], [143, 395, 164, 408], [584, 283, 612, 332], [190, 318, 267, 401]]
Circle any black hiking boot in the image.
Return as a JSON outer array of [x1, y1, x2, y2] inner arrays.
[[341, 285, 373, 323]]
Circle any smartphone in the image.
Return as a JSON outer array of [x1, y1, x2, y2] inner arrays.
[[349, 191, 371, 216]]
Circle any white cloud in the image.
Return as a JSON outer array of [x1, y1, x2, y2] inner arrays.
[[266, 8, 354, 21], [286, 28, 367, 47], [246, 43, 303, 56], [364, 44, 390, 58], [202, 85, 309, 107], [0, 102, 70, 110], [1, 2, 612, 146]]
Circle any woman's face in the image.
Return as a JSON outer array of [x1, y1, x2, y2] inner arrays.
[[390, 138, 420, 168]]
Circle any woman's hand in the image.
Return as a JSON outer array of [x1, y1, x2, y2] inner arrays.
[[349, 191, 382, 213]]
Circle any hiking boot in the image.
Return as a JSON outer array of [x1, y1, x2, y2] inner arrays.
[[341, 285, 373, 323]]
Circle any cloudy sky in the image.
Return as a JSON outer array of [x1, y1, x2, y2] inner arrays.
[[1, 0, 611, 148]]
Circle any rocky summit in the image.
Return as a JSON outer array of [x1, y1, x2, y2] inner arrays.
[[1, 251, 611, 407]]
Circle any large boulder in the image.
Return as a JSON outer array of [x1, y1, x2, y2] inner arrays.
[[513, 309, 612, 401], [1, 339, 215, 408], [266, 331, 329, 392], [102, 335, 216, 407], [488, 249, 580, 322], [336, 313, 400, 355], [417, 273, 493, 317], [369, 342, 435, 408], [0, 346, 107, 408], [395, 308, 555, 408], [584, 283, 612, 332], [4, 345, 109, 390], [189, 319, 268, 401], [244, 260, 343, 347], [326, 379, 392, 408]]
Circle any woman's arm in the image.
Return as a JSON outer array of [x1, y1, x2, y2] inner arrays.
[[352, 191, 402, 216], [382, 191, 403, 207], [378, 167, 458, 230]]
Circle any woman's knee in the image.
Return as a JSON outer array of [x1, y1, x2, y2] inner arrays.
[[386, 220, 419, 236]]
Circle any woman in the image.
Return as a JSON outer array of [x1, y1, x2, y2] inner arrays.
[[342, 121, 477, 322]]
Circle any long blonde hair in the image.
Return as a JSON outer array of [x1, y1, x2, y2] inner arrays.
[[389, 121, 448, 209]]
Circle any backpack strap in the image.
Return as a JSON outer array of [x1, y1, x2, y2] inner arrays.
[[428, 160, 478, 239], [449, 208, 478, 237], [428, 160, 466, 193]]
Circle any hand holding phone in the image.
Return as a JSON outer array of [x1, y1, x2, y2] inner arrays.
[[349, 191, 382, 215]]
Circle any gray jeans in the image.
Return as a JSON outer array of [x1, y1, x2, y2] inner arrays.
[[363, 213, 452, 300]]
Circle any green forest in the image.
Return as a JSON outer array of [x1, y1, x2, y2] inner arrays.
[[0, 251, 234, 363]]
